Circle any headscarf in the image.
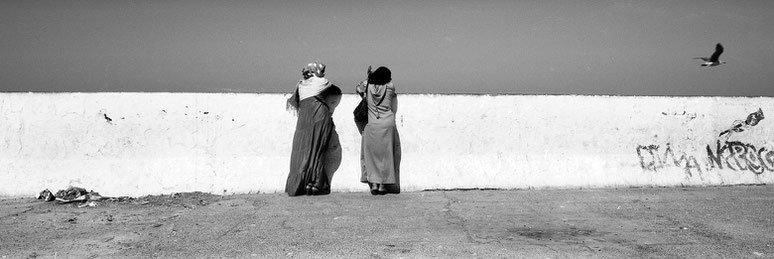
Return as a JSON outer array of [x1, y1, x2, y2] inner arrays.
[[302, 62, 326, 79], [297, 76, 331, 100], [367, 66, 392, 100], [287, 61, 332, 114], [368, 66, 391, 85]]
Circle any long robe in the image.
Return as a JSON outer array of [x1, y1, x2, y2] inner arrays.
[[285, 86, 342, 196], [358, 83, 401, 193]]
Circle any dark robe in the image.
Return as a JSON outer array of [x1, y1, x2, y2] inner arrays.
[[285, 85, 342, 196]]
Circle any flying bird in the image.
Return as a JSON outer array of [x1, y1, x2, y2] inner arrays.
[[694, 43, 726, 67]]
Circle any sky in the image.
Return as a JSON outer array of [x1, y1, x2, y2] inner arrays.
[[1, 0, 773, 96]]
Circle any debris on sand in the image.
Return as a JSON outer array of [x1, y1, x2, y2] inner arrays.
[[37, 188, 224, 208], [37, 189, 55, 201], [37, 186, 134, 206], [52, 187, 103, 204], [77, 201, 99, 208], [54, 186, 89, 200]]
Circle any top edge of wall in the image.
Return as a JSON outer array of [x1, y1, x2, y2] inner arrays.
[[1, 92, 772, 99]]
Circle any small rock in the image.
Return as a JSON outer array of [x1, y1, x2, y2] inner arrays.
[[78, 201, 99, 208]]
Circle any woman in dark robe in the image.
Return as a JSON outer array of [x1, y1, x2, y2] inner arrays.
[[285, 62, 342, 196], [356, 66, 401, 195]]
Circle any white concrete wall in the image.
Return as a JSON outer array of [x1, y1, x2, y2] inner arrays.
[[2, 93, 774, 197]]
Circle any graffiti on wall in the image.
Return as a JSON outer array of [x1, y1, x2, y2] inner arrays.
[[706, 140, 774, 174], [636, 143, 703, 178], [719, 108, 764, 139], [636, 108, 770, 178]]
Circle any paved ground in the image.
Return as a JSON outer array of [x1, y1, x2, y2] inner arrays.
[[2, 185, 774, 258]]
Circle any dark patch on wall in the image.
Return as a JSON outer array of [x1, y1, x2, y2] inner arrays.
[[662, 110, 697, 120]]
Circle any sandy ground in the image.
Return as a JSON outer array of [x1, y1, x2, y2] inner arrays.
[[2, 185, 774, 258]]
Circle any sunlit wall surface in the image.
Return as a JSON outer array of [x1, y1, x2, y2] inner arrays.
[[2, 93, 773, 197]]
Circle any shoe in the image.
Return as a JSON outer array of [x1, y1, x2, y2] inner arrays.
[[377, 185, 387, 195], [305, 184, 313, 195]]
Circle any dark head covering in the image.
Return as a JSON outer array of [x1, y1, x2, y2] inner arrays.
[[368, 66, 391, 85], [302, 62, 326, 79]]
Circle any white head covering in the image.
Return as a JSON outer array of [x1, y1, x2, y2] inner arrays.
[[286, 61, 332, 114], [297, 76, 331, 100]]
